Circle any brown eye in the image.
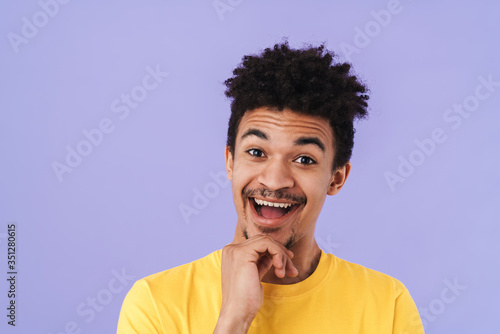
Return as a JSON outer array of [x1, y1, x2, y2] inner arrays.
[[294, 156, 315, 165], [247, 149, 264, 158]]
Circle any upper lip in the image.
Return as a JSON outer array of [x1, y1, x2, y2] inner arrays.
[[250, 197, 301, 205]]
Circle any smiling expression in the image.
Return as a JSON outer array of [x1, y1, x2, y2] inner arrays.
[[225, 107, 350, 249]]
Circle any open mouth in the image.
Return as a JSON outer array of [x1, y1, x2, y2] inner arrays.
[[250, 197, 300, 219]]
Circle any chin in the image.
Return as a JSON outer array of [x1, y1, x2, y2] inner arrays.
[[244, 223, 297, 249]]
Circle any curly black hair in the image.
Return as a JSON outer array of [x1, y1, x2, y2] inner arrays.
[[224, 41, 369, 171]]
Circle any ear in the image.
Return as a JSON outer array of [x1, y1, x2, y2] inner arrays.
[[225, 146, 234, 181], [327, 161, 351, 195]]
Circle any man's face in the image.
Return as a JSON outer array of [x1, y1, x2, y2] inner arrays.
[[225, 107, 350, 249]]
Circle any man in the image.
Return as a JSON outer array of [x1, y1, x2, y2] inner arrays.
[[117, 42, 424, 333]]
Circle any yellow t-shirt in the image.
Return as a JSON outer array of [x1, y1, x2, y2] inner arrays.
[[117, 249, 424, 333]]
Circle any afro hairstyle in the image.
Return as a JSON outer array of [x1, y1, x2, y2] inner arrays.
[[224, 41, 369, 171]]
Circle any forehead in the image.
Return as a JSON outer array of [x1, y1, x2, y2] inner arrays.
[[236, 107, 334, 146]]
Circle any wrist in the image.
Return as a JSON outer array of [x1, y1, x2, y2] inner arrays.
[[214, 310, 253, 334]]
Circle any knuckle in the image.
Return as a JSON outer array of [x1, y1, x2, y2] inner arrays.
[[257, 234, 273, 242], [221, 244, 234, 257]]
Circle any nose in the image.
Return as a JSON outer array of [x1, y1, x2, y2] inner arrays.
[[257, 157, 295, 191]]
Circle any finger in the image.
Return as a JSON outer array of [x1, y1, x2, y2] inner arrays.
[[285, 255, 298, 277], [255, 244, 286, 277], [273, 252, 287, 278], [257, 256, 273, 280], [249, 237, 293, 278], [270, 251, 284, 269], [251, 235, 291, 257], [251, 239, 288, 270]]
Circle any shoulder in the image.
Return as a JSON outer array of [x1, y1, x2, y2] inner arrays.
[[139, 249, 222, 285], [121, 249, 222, 302], [322, 253, 424, 332], [140, 249, 222, 289], [326, 253, 407, 297], [118, 249, 223, 332]]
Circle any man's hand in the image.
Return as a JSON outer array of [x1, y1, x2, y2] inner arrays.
[[213, 235, 298, 333]]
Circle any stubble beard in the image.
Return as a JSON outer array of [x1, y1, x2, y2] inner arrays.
[[241, 219, 298, 250]]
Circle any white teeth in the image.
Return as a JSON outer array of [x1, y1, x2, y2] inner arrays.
[[254, 198, 294, 209]]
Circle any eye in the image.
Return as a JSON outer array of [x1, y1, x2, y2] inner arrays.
[[246, 148, 265, 158], [294, 156, 316, 165]]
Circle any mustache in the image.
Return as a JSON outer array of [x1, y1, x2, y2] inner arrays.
[[242, 187, 307, 205]]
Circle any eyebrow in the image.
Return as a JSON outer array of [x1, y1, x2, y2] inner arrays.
[[294, 137, 325, 152], [241, 128, 325, 152], [240, 128, 268, 141]]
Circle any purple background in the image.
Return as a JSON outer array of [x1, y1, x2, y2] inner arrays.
[[1, 1, 499, 333]]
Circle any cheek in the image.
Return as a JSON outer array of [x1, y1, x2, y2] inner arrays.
[[302, 177, 331, 206], [306, 191, 327, 210], [231, 162, 255, 203], [232, 160, 258, 185]]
